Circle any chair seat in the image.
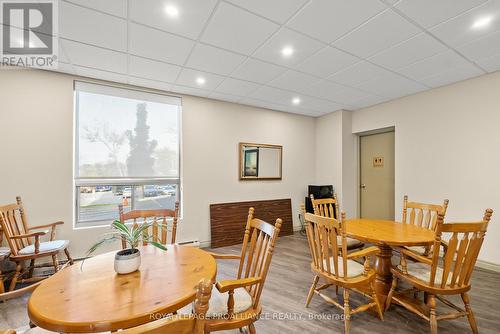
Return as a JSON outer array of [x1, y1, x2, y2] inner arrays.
[[405, 245, 427, 256], [205, 287, 253, 318], [322, 257, 366, 278], [18, 240, 69, 255], [0, 247, 10, 259], [397, 262, 451, 286], [340, 236, 363, 249]]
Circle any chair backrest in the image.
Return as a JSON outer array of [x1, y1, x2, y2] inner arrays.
[[429, 209, 493, 289], [118, 202, 179, 248], [304, 211, 350, 280], [310, 193, 339, 219], [236, 208, 282, 309], [402, 195, 449, 231], [0, 196, 30, 256], [119, 279, 212, 334]]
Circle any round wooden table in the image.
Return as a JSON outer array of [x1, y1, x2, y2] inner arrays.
[[346, 219, 435, 308], [28, 245, 217, 333]]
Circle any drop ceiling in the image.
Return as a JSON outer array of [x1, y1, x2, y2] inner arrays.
[[22, 1, 500, 115]]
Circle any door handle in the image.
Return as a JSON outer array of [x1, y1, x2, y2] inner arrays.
[[360, 184, 366, 190]]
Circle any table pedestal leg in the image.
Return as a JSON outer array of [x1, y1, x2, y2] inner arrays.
[[374, 245, 393, 309]]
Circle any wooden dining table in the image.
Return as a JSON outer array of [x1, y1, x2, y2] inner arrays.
[[346, 218, 435, 309], [28, 245, 217, 333]]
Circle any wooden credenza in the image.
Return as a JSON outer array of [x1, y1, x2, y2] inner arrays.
[[210, 198, 293, 248]]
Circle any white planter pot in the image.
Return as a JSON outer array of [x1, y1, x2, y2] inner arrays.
[[114, 248, 141, 274]]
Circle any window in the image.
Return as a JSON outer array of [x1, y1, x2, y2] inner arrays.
[[74, 82, 181, 227]]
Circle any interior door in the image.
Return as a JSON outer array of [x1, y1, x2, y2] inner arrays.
[[359, 131, 395, 220]]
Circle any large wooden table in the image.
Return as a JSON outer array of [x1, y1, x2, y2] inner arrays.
[[28, 245, 217, 333], [346, 219, 435, 308]]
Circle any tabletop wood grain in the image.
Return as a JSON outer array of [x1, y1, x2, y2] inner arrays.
[[27, 245, 217, 333], [346, 219, 435, 246]]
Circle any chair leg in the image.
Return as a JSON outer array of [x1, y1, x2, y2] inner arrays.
[[51, 255, 59, 273], [64, 248, 74, 265], [248, 323, 256, 334], [428, 294, 437, 334], [8, 263, 22, 292], [305, 275, 319, 307], [461, 293, 479, 334], [385, 277, 397, 311], [370, 281, 383, 320], [343, 289, 351, 334], [28, 259, 35, 278]]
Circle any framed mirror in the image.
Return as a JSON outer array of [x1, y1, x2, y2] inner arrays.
[[239, 142, 282, 180]]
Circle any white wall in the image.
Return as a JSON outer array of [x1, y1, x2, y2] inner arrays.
[[0, 69, 316, 258], [334, 71, 500, 265]]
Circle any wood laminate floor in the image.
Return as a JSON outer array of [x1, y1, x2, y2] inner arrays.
[[1, 233, 499, 333]]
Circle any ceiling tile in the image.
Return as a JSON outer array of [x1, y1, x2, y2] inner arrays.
[[369, 33, 448, 69], [295, 46, 359, 78], [334, 9, 420, 58], [129, 0, 218, 39], [226, 0, 309, 24], [201, 2, 279, 54], [420, 65, 483, 87], [54, 62, 75, 75], [129, 56, 181, 83], [60, 1, 127, 51], [253, 28, 325, 66], [350, 94, 390, 109], [398, 50, 475, 80], [175, 68, 225, 90], [429, 1, 500, 47], [287, 0, 386, 43], [185, 43, 246, 75], [171, 85, 211, 98], [214, 78, 259, 96], [326, 86, 380, 106], [299, 96, 347, 113], [395, 0, 488, 28], [61, 39, 127, 73], [457, 30, 500, 61], [327, 61, 390, 86], [476, 52, 500, 72], [356, 71, 427, 98], [74, 65, 128, 83], [299, 79, 347, 100], [230, 58, 287, 84], [129, 23, 195, 65], [267, 70, 320, 93], [128, 77, 173, 92], [248, 85, 296, 104], [64, 0, 128, 18]]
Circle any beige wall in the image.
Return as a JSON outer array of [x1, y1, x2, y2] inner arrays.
[[318, 71, 500, 265], [0, 69, 316, 258]]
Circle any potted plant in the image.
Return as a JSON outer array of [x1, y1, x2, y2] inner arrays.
[[85, 220, 168, 274]]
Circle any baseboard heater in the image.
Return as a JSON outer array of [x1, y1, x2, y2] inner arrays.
[[177, 239, 200, 247]]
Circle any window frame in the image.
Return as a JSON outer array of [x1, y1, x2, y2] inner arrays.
[[73, 81, 182, 228]]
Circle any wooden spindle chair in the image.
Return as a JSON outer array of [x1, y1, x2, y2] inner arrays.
[[310, 194, 364, 251], [119, 279, 212, 334], [402, 195, 449, 257], [118, 202, 179, 248], [204, 207, 282, 334], [387, 209, 493, 334], [0, 196, 73, 292], [304, 211, 383, 334]]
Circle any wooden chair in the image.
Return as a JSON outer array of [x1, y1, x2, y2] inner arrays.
[[0, 196, 73, 292], [386, 209, 493, 334], [309, 194, 364, 251], [118, 201, 179, 248], [402, 195, 449, 257], [204, 208, 282, 334], [304, 212, 383, 334], [120, 279, 212, 334]]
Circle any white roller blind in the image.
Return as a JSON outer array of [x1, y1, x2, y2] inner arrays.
[[75, 82, 181, 180]]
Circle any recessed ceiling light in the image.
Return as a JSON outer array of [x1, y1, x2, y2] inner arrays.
[[195, 77, 206, 85], [471, 16, 493, 30], [292, 97, 301, 105], [165, 5, 179, 18], [281, 46, 294, 57]]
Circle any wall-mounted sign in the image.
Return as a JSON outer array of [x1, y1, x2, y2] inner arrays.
[[373, 157, 384, 167]]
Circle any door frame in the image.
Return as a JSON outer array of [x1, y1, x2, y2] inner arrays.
[[356, 126, 395, 218]]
